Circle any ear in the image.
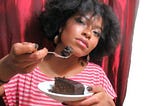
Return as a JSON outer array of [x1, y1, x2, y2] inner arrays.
[[59, 27, 62, 34], [54, 35, 59, 44], [59, 25, 66, 34]]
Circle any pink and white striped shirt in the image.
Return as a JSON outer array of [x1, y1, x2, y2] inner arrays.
[[3, 62, 116, 106]]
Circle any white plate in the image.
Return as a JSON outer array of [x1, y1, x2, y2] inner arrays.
[[38, 81, 93, 102]]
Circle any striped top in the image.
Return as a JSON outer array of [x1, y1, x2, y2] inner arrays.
[[3, 62, 116, 106]]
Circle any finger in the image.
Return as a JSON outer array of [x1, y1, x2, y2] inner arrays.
[[11, 42, 38, 55], [89, 86, 105, 93], [78, 95, 99, 105], [8, 48, 48, 73], [63, 99, 85, 106], [29, 48, 48, 59], [64, 97, 97, 106], [63, 94, 99, 106], [64, 86, 114, 106], [70, 86, 106, 105], [13, 58, 42, 70], [87, 86, 115, 106], [20, 47, 48, 61], [11, 48, 48, 62], [91, 86, 114, 100], [14, 48, 47, 67]]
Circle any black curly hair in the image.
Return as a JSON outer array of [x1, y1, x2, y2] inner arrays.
[[39, 0, 120, 63]]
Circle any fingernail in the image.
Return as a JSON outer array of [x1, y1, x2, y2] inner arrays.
[[61, 102, 68, 105], [87, 86, 92, 91], [35, 43, 39, 49]]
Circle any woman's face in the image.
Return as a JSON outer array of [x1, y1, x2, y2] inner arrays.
[[60, 13, 103, 57]]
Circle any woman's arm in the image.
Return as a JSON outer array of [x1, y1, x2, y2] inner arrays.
[[0, 85, 4, 96], [0, 42, 48, 95], [0, 55, 18, 84]]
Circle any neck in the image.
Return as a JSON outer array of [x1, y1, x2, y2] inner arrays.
[[39, 54, 86, 78]]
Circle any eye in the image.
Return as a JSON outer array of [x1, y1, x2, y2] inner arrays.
[[75, 17, 86, 25], [93, 30, 101, 38]]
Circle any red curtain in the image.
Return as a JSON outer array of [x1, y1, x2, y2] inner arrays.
[[101, 0, 139, 106], [0, 0, 139, 106]]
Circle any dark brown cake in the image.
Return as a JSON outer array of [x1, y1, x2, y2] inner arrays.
[[60, 46, 72, 57], [50, 77, 85, 95]]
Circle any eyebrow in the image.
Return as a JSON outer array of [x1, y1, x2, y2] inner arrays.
[[83, 15, 103, 31]]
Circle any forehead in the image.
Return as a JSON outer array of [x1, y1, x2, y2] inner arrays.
[[75, 13, 103, 26], [85, 13, 102, 21]]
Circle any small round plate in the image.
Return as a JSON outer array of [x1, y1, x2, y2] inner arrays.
[[38, 81, 93, 102]]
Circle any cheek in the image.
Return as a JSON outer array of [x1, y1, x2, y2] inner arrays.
[[68, 24, 83, 35], [61, 25, 83, 40], [60, 27, 81, 47], [89, 39, 99, 51]]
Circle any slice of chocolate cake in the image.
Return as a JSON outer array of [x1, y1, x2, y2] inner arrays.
[[50, 77, 84, 95], [60, 46, 72, 57]]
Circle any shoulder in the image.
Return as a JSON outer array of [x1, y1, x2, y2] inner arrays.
[[87, 62, 103, 69], [86, 62, 117, 98], [3, 67, 42, 85], [82, 62, 108, 80], [85, 62, 105, 74]]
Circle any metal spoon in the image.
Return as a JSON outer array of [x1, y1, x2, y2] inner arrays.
[[48, 51, 71, 59], [48, 46, 73, 59]]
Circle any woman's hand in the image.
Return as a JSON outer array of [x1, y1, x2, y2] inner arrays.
[[0, 42, 48, 81], [62, 86, 115, 106], [6, 42, 48, 73]]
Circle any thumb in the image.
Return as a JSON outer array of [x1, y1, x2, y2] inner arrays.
[[87, 85, 105, 93]]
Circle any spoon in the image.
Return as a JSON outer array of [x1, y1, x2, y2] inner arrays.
[[34, 44, 72, 59], [48, 46, 73, 59], [48, 51, 71, 59]]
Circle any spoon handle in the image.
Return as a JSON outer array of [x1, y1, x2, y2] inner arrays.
[[48, 52, 70, 59]]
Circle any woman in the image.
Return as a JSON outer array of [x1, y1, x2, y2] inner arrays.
[[0, 0, 120, 105]]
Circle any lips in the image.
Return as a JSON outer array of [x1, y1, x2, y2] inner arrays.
[[76, 38, 89, 48]]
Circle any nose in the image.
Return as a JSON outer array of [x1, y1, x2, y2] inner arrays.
[[82, 27, 91, 39]]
